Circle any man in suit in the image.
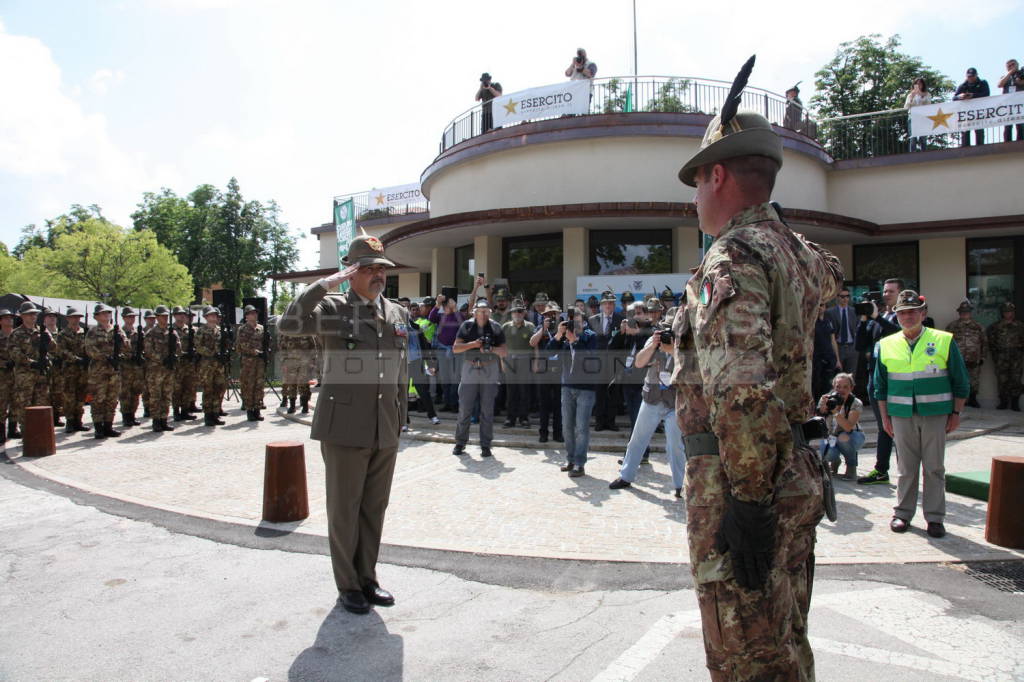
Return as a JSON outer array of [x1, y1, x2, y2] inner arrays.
[[825, 287, 859, 377], [279, 234, 409, 615], [587, 290, 623, 431]]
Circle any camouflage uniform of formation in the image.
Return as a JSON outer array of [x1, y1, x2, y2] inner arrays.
[[945, 300, 986, 407], [84, 307, 128, 438], [236, 310, 266, 421], [119, 311, 147, 426], [144, 308, 179, 432], [9, 303, 53, 436], [987, 301, 1024, 410], [195, 309, 229, 426], [43, 312, 65, 425], [172, 311, 198, 421], [0, 312, 15, 442], [58, 310, 92, 433], [141, 312, 157, 417], [672, 78, 843, 682], [279, 333, 318, 413]]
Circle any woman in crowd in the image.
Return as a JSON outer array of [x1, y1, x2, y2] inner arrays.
[[905, 78, 930, 152]]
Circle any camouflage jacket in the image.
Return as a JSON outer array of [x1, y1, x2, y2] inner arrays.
[[194, 325, 225, 359], [122, 324, 145, 364], [9, 325, 53, 370], [235, 323, 263, 357], [59, 326, 88, 365], [0, 329, 14, 370], [945, 319, 986, 364], [144, 325, 180, 368], [277, 333, 317, 358], [85, 325, 127, 373], [45, 325, 61, 365], [987, 318, 1024, 352], [672, 202, 843, 505]]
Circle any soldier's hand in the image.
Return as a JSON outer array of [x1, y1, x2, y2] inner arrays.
[[321, 264, 360, 290], [29, 360, 43, 370], [715, 494, 776, 591]]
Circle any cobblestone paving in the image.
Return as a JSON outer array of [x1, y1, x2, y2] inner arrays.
[[8, 392, 1024, 566]]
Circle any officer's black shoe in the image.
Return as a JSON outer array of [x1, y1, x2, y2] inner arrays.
[[105, 423, 121, 438], [8, 420, 21, 439], [75, 418, 91, 432], [339, 590, 371, 615], [94, 424, 107, 439], [287, 398, 296, 414], [997, 399, 1008, 410], [161, 419, 175, 432], [609, 477, 631, 489], [481, 447, 493, 458], [301, 399, 309, 414], [966, 393, 981, 408], [452, 444, 466, 456], [1012, 398, 1021, 412], [363, 584, 395, 607]]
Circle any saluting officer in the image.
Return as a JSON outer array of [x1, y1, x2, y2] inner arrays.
[[119, 307, 146, 427], [0, 309, 15, 445], [236, 305, 266, 421], [9, 301, 53, 439], [58, 307, 92, 433], [85, 304, 127, 438], [195, 306, 228, 426], [144, 305, 178, 432], [672, 56, 843, 681], [279, 234, 408, 615]]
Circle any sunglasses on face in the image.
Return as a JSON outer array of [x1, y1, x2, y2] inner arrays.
[[838, 294, 850, 298]]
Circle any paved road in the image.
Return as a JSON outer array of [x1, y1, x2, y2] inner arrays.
[[3, 477, 1022, 681]]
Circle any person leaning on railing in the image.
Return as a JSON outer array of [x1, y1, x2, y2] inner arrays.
[[954, 67, 990, 146], [997, 58, 1024, 142], [905, 78, 930, 152]]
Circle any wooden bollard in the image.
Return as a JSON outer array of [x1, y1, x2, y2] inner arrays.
[[262, 441, 309, 522], [22, 406, 56, 458], [986, 455, 1024, 549]]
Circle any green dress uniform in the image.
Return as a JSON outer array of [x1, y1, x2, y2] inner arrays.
[[986, 302, 1024, 410], [673, 64, 844, 681], [279, 234, 408, 605], [84, 315, 127, 437], [9, 304, 53, 435], [58, 314, 91, 432], [236, 315, 266, 419], [945, 301, 986, 405], [194, 314, 229, 424], [144, 312, 180, 432]]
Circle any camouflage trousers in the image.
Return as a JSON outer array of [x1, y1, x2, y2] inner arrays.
[[141, 365, 150, 413], [686, 444, 824, 681], [12, 369, 49, 428], [993, 351, 1022, 400], [282, 380, 312, 401], [239, 357, 265, 410], [173, 361, 197, 410], [198, 359, 227, 414], [147, 365, 174, 420], [0, 368, 12, 423], [49, 369, 64, 417], [965, 362, 982, 396], [62, 365, 89, 423], [119, 363, 146, 416], [88, 367, 121, 424], [281, 357, 312, 401]]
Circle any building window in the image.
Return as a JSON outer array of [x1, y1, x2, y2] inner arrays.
[[384, 275, 399, 300], [852, 242, 919, 294], [454, 244, 474, 293], [590, 229, 672, 275], [967, 237, 1022, 328], [503, 234, 563, 304]]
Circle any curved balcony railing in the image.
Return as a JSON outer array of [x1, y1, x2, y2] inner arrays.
[[438, 75, 815, 153]]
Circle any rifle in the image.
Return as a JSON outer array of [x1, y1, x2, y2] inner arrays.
[[36, 306, 51, 376], [165, 323, 178, 370], [111, 307, 122, 371], [261, 324, 271, 366], [134, 312, 144, 365], [188, 313, 197, 364], [217, 306, 232, 369]]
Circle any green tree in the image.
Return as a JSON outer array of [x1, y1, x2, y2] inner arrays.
[[7, 219, 193, 306], [645, 78, 694, 113], [12, 204, 110, 259], [812, 34, 954, 158]]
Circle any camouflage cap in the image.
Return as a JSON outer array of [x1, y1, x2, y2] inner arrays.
[[620, 291, 636, 305], [143, 309, 156, 319], [678, 111, 784, 187], [341, 234, 395, 268], [65, 307, 84, 318], [1001, 301, 1016, 313], [153, 305, 171, 316], [94, 303, 114, 315], [892, 290, 926, 312], [510, 298, 527, 312], [956, 299, 973, 313], [645, 296, 664, 312]]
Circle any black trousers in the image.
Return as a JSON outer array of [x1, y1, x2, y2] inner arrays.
[[869, 389, 895, 473], [593, 383, 619, 427], [961, 129, 984, 146], [505, 359, 532, 422], [537, 380, 562, 437]]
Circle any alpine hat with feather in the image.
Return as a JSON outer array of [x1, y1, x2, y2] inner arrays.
[[678, 55, 784, 187]]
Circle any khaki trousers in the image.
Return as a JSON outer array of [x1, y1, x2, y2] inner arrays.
[[320, 442, 398, 593], [892, 413, 948, 523]]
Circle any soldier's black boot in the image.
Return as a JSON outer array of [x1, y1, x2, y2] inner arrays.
[[203, 414, 215, 427], [94, 423, 107, 439], [53, 413, 64, 427], [152, 419, 163, 433], [65, 419, 77, 434], [997, 398, 1008, 410], [188, 403, 200, 415], [105, 422, 121, 437], [8, 420, 22, 439], [173, 407, 185, 422], [1012, 397, 1021, 412], [254, 409, 264, 422], [121, 412, 133, 428], [246, 409, 256, 422], [301, 398, 309, 415], [287, 398, 296, 414], [142, 407, 150, 419], [218, 408, 227, 417], [75, 417, 91, 432], [161, 418, 175, 432], [967, 392, 981, 408]]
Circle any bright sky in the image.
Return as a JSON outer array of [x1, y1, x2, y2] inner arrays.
[[1, 0, 1019, 271]]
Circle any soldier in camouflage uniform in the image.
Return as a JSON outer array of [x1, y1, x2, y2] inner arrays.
[[988, 301, 1024, 411], [40, 307, 65, 427], [58, 307, 92, 433], [171, 306, 198, 422], [672, 70, 843, 681], [279, 332, 317, 414], [195, 307, 228, 426], [9, 301, 54, 439], [0, 309, 15, 445], [141, 309, 156, 417], [945, 300, 986, 408], [236, 305, 267, 421], [85, 304, 128, 438], [144, 306, 179, 432], [119, 308, 146, 427]]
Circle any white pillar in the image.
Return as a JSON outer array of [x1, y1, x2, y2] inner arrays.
[[431, 247, 454, 295], [673, 226, 701, 273], [562, 227, 587, 307]]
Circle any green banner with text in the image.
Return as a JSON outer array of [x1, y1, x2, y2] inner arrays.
[[334, 198, 355, 293]]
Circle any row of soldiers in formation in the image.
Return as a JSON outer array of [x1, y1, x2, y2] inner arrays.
[[945, 300, 1024, 410], [0, 300, 321, 441]]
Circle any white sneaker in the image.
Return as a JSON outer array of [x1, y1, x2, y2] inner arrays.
[[430, 416, 442, 425], [401, 424, 409, 433]]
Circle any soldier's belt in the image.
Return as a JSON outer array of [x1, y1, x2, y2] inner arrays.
[[683, 422, 815, 457]]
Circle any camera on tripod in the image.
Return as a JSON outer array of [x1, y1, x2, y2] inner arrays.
[[854, 291, 882, 317]]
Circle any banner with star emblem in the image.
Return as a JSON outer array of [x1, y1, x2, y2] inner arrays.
[[492, 80, 591, 127], [334, 197, 355, 292], [910, 91, 1024, 137], [367, 183, 423, 210]]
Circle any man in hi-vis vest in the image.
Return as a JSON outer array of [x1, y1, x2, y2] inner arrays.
[[874, 290, 970, 539]]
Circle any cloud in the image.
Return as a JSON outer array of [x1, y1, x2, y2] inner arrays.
[[88, 68, 125, 95]]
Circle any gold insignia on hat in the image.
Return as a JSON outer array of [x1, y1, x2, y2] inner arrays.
[[365, 236, 383, 252]]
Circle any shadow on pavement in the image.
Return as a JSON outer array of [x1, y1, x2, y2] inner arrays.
[[289, 605, 403, 682]]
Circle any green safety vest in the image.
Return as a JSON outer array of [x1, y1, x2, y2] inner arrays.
[[415, 316, 436, 343], [878, 327, 954, 417]]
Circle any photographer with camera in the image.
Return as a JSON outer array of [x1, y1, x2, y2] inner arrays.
[[815, 372, 864, 479], [546, 307, 598, 477], [452, 299, 507, 458], [565, 47, 597, 81], [609, 320, 686, 496], [475, 72, 503, 133], [609, 301, 653, 434], [530, 301, 564, 444]]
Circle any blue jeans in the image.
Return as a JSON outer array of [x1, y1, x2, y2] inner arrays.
[[819, 430, 865, 469], [434, 344, 460, 408], [561, 387, 596, 467], [619, 401, 686, 489]]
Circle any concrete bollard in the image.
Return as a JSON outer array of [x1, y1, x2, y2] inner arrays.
[[985, 455, 1024, 550], [262, 441, 309, 522], [23, 406, 56, 458]]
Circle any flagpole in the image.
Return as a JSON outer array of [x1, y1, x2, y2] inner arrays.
[[632, 0, 638, 106]]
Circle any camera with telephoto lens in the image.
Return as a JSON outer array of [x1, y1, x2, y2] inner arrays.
[[824, 391, 841, 411], [854, 291, 883, 317], [659, 329, 675, 345]]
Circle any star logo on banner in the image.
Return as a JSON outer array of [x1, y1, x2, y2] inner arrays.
[[503, 99, 518, 114], [927, 108, 954, 130], [374, 193, 385, 206]]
